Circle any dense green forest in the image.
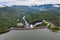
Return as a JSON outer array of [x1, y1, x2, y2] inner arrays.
[[0, 6, 26, 33], [26, 11, 60, 26]]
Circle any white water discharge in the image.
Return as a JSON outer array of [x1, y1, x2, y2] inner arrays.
[[23, 15, 30, 28]]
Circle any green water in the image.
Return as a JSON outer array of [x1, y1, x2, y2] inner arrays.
[[0, 28, 60, 40]]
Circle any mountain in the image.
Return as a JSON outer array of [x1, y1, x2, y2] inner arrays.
[[0, 4, 60, 12], [30, 4, 60, 11], [0, 4, 60, 18], [0, 4, 60, 32]]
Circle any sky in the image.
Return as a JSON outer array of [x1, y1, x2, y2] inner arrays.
[[0, 0, 60, 6]]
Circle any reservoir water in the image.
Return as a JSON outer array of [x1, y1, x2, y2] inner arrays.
[[0, 28, 60, 40]]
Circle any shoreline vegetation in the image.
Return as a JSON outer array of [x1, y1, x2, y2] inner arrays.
[[0, 29, 10, 34]]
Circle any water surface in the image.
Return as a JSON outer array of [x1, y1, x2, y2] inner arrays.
[[0, 28, 60, 40]]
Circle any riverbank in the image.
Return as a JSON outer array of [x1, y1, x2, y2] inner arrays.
[[0, 26, 60, 34], [0, 29, 10, 34], [0, 26, 48, 34], [9, 26, 48, 30]]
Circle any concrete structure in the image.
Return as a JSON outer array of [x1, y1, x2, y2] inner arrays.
[[17, 23, 24, 26], [30, 24, 34, 28], [30, 22, 43, 28]]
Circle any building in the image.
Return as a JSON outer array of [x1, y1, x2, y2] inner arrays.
[[17, 23, 24, 26]]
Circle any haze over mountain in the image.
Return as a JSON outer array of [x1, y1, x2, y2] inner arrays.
[[0, 4, 60, 17], [0, 4, 60, 13], [0, 0, 60, 6]]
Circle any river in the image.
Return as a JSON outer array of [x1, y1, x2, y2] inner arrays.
[[0, 28, 60, 40], [23, 15, 30, 28]]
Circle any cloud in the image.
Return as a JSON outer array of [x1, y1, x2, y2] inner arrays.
[[17, 0, 28, 1], [53, 4, 60, 7], [0, 0, 60, 6]]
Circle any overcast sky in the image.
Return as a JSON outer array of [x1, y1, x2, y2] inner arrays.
[[0, 0, 60, 6]]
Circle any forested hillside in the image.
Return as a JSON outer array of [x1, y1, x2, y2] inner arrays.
[[0, 6, 27, 32], [0, 5, 60, 33], [26, 11, 60, 26]]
